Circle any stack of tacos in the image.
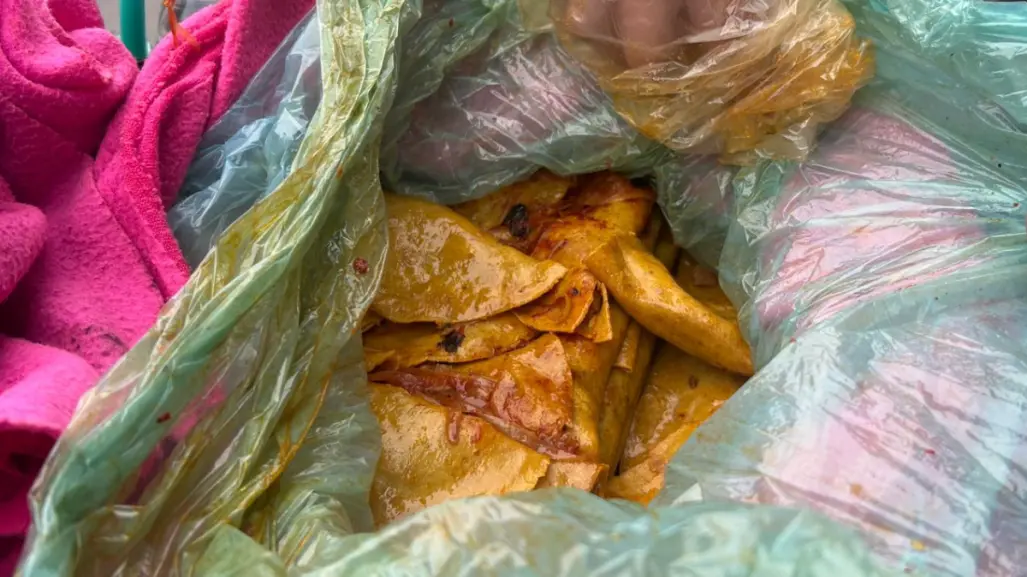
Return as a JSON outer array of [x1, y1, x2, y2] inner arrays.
[[363, 171, 752, 525]]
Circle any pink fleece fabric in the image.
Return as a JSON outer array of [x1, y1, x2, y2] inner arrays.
[[0, 0, 311, 573]]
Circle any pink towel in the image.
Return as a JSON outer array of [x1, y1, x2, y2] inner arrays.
[[0, 0, 311, 573], [94, 0, 313, 297]]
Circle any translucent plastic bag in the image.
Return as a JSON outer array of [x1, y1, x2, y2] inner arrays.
[[17, 0, 887, 575], [384, 29, 668, 202], [168, 10, 321, 268], [550, 0, 875, 161], [654, 2, 1027, 575]]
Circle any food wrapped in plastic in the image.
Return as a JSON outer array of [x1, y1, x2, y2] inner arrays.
[[362, 172, 758, 513], [15, 4, 853, 562], [366, 383, 551, 525], [19, 0, 1027, 577], [550, 0, 875, 161]]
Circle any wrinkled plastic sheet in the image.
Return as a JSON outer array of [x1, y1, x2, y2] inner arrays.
[[384, 29, 668, 203], [549, 0, 874, 161], [168, 10, 321, 267], [656, 3, 1027, 575], [19, 0, 1027, 576]]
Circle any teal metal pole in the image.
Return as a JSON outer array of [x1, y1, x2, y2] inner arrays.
[[120, 0, 148, 62]]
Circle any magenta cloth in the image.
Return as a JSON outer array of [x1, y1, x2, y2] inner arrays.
[[0, 0, 312, 573]]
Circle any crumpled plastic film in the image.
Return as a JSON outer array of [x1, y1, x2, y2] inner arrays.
[[169, 0, 516, 265], [379, 0, 526, 190], [297, 492, 888, 577], [386, 29, 668, 203], [652, 2, 1027, 575], [550, 0, 875, 161], [653, 155, 736, 268], [848, 0, 1027, 127], [168, 10, 322, 268]]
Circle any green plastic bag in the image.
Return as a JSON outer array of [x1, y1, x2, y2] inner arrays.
[[17, 0, 888, 575]]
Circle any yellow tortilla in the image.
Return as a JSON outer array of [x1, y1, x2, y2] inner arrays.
[[364, 349, 396, 372], [599, 222, 678, 476], [620, 347, 744, 473], [566, 173, 656, 237], [535, 460, 607, 491], [453, 171, 574, 253], [515, 268, 600, 334], [530, 174, 655, 270], [607, 349, 743, 504], [361, 310, 383, 333], [603, 457, 667, 506], [599, 330, 659, 475], [374, 193, 566, 323], [613, 322, 643, 372], [575, 281, 613, 343], [369, 384, 550, 526], [559, 302, 630, 461], [586, 234, 753, 376], [520, 176, 748, 374], [363, 313, 538, 371], [370, 334, 578, 456]]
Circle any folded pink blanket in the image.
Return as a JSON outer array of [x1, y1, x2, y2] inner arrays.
[[0, 0, 311, 573]]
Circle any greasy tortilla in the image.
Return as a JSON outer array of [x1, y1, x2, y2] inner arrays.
[[363, 313, 538, 371], [369, 384, 550, 526], [530, 174, 655, 270], [453, 170, 574, 253], [599, 216, 678, 476], [586, 234, 753, 375], [535, 460, 607, 491], [613, 322, 643, 372], [606, 348, 743, 504], [515, 268, 600, 334], [575, 281, 613, 343], [565, 172, 655, 236], [370, 334, 578, 456], [361, 310, 383, 333], [559, 302, 630, 461], [674, 251, 738, 321], [374, 193, 566, 323], [599, 329, 659, 478], [620, 346, 744, 473]]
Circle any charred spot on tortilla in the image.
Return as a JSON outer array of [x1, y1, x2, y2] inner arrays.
[[503, 203, 531, 239], [688, 375, 699, 389], [570, 287, 580, 296], [439, 328, 466, 353]]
